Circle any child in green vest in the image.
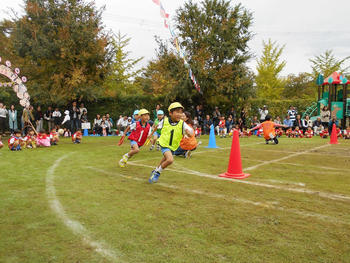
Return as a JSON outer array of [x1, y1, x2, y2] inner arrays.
[[149, 110, 164, 151], [148, 102, 193, 183]]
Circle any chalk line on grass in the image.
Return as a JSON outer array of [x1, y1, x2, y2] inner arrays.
[[46, 155, 123, 263], [244, 144, 330, 171], [127, 161, 350, 203], [88, 167, 349, 225]]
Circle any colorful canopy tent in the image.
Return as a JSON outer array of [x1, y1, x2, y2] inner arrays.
[[322, 72, 350, 85]]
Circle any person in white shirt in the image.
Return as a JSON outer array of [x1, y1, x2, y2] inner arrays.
[[0, 103, 8, 135], [52, 108, 62, 129], [258, 105, 268, 123], [61, 110, 71, 130]]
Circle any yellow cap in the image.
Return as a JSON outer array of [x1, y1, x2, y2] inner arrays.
[[138, 109, 150, 115], [168, 102, 184, 112]]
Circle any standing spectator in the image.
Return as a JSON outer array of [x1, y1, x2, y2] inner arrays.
[[69, 101, 80, 133], [313, 117, 323, 135], [0, 103, 8, 136], [226, 116, 234, 133], [79, 103, 87, 120], [35, 106, 44, 132], [153, 104, 161, 120], [212, 107, 221, 127], [320, 106, 330, 129], [227, 106, 236, 121], [119, 116, 129, 136], [8, 105, 18, 135], [258, 105, 268, 123], [294, 115, 303, 130], [287, 106, 297, 126], [61, 110, 71, 131], [240, 107, 247, 126], [52, 108, 62, 129], [203, 115, 213, 135], [93, 114, 102, 135], [237, 118, 244, 131], [195, 105, 203, 125], [44, 106, 54, 132], [106, 113, 113, 132]]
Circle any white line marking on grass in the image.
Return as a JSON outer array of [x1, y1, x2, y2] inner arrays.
[[127, 161, 350, 203], [89, 167, 349, 225], [244, 144, 330, 171], [46, 155, 123, 263]]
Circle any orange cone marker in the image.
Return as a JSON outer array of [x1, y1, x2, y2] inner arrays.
[[329, 123, 338, 145], [219, 130, 250, 179]]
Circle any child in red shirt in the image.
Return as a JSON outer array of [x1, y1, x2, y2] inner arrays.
[[8, 130, 23, 151], [72, 130, 83, 144], [0, 135, 3, 149], [294, 127, 303, 138], [50, 128, 59, 145], [320, 128, 329, 138], [344, 127, 350, 139], [336, 127, 342, 138], [304, 127, 313, 138], [37, 129, 51, 147], [24, 129, 37, 148], [276, 127, 283, 137], [219, 116, 226, 138]]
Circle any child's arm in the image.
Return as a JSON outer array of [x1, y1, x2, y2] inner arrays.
[[250, 123, 262, 131]]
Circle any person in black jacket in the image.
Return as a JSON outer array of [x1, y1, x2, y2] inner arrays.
[[293, 114, 303, 130], [203, 115, 213, 135], [69, 101, 80, 133]]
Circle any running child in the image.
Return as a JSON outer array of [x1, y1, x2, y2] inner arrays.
[[250, 115, 287, 144], [148, 102, 193, 183], [149, 110, 164, 151], [118, 109, 151, 167], [8, 130, 23, 151], [72, 129, 83, 144]]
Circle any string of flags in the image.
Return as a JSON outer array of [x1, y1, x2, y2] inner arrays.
[[152, 0, 202, 94]]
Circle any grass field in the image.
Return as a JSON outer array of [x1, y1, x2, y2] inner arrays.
[[1, 135, 349, 263]]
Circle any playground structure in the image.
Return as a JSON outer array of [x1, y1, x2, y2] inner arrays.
[[302, 72, 350, 129]]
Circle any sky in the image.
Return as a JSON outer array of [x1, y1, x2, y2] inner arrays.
[[1, 0, 349, 76]]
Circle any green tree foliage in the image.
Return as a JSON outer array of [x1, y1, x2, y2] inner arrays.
[[104, 31, 143, 97], [255, 39, 286, 100], [283, 73, 316, 99], [309, 50, 350, 78], [1, 0, 114, 105], [139, 0, 255, 109]]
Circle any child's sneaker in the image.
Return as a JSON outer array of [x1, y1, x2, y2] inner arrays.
[[156, 145, 160, 151], [149, 145, 154, 151], [273, 137, 279, 144], [149, 170, 160, 183], [119, 154, 129, 168]]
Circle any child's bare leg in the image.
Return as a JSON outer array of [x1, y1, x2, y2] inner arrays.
[[159, 151, 173, 169], [128, 144, 140, 158]]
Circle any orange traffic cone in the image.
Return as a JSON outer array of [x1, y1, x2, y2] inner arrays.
[[329, 123, 338, 144], [219, 130, 250, 179]]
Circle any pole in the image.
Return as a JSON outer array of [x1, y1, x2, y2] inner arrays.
[[342, 84, 348, 129], [317, 85, 321, 101]]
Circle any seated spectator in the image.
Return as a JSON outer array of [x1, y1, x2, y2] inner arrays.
[[344, 126, 350, 139], [294, 114, 303, 130], [274, 116, 281, 125], [203, 115, 212, 135], [313, 117, 323, 135], [283, 115, 293, 129], [237, 118, 244, 131], [302, 115, 313, 132], [93, 114, 102, 135], [328, 117, 339, 134], [80, 110, 88, 123]]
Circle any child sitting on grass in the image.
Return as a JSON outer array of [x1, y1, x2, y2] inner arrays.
[[286, 127, 293, 138], [37, 129, 51, 147], [8, 130, 23, 151], [304, 127, 314, 138], [72, 129, 82, 144], [24, 129, 37, 148], [320, 127, 329, 138], [294, 126, 303, 138], [276, 127, 283, 137], [50, 128, 59, 145], [119, 109, 151, 167], [148, 102, 193, 183], [344, 126, 350, 139]]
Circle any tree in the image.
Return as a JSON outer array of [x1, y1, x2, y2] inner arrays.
[[255, 39, 286, 100], [139, 0, 255, 110], [2, 0, 114, 105], [309, 50, 350, 78], [283, 73, 316, 99], [104, 31, 143, 97]]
